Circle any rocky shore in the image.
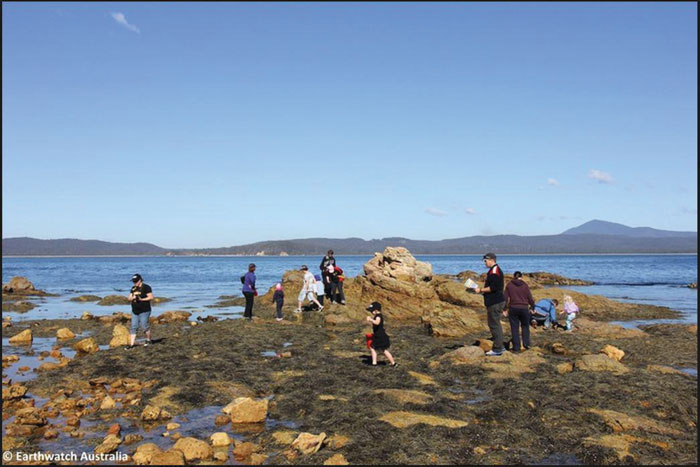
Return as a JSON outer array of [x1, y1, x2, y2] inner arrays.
[[2, 248, 697, 465]]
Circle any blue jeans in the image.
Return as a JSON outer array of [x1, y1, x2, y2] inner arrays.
[[565, 313, 576, 330], [131, 311, 151, 333]]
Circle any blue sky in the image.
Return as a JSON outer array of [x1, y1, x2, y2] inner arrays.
[[2, 2, 697, 248]]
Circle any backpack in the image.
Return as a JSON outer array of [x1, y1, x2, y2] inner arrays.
[[240, 275, 246, 284]]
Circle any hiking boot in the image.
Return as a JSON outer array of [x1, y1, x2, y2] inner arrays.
[[276, 317, 283, 321], [144, 339, 152, 347], [485, 349, 504, 356]]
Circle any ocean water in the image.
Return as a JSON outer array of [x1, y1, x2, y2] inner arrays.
[[2, 255, 697, 325]]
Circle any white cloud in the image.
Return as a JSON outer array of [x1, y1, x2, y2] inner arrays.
[[110, 12, 140, 33], [465, 208, 476, 215], [547, 178, 560, 186], [425, 208, 447, 217], [588, 169, 614, 184]]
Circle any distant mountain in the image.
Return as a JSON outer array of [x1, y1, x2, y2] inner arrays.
[[2, 237, 166, 256], [2, 221, 697, 256], [562, 220, 696, 238]]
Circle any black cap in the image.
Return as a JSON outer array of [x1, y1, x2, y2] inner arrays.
[[131, 274, 142, 283], [366, 301, 382, 312], [300, 265, 308, 270], [482, 252, 497, 260]]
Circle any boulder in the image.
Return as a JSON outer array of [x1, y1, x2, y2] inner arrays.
[[109, 324, 130, 348], [575, 354, 629, 375], [551, 342, 567, 355], [14, 407, 47, 426], [132, 443, 162, 464], [74, 337, 99, 354], [3, 384, 28, 400], [224, 397, 268, 424], [140, 404, 168, 421], [209, 432, 232, 447], [81, 311, 94, 320], [324, 453, 350, 465], [100, 395, 116, 410], [2, 277, 36, 293], [150, 449, 186, 465], [600, 345, 625, 362], [9, 329, 32, 344], [97, 295, 131, 306], [291, 432, 327, 455], [233, 441, 260, 461], [173, 437, 213, 462], [438, 345, 485, 365], [56, 328, 76, 340], [95, 434, 121, 454], [155, 311, 192, 323]]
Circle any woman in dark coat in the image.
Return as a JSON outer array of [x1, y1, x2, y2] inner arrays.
[[366, 302, 397, 367]]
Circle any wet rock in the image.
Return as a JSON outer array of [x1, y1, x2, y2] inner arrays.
[[588, 408, 682, 435], [209, 432, 232, 447], [214, 414, 230, 425], [688, 283, 697, 289], [373, 389, 433, 405], [14, 407, 47, 426], [5, 424, 37, 436], [292, 432, 327, 455], [74, 337, 99, 354], [123, 434, 143, 445], [224, 397, 268, 424], [95, 433, 122, 454], [70, 295, 102, 302], [3, 384, 28, 399], [17, 366, 30, 372], [44, 428, 59, 439], [155, 311, 192, 323], [556, 362, 574, 374], [81, 311, 94, 320], [9, 329, 33, 344], [107, 423, 121, 436], [132, 443, 164, 464], [249, 453, 267, 465], [97, 295, 131, 306], [140, 404, 170, 421], [109, 324, 130, 348], [439, 345, 485, 365], [575, 354, 629, 375], [173, 437, 213, 461], [233, 441, 261, 460], [646, 364, 690, 376], [3, 300, 36, 313], [166, 422, 181, 431], [600, 344, 625, 362], [272, 430, 298, 445], [324, 453, 349, 465], [100, 395, 116, 410], [66, 416, 80, 427], [56, 327, 76, 339], [213, 450, 228, 462], [325, 434, 350, 450], [379, 411, 468, 429]]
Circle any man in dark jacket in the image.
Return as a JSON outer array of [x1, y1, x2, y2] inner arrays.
[[474, 252, 506, 356]]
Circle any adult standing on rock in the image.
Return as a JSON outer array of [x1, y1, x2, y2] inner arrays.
[[296, 265, 323, 313], [320, 250, 336, 298], [128, 274, 153, 349], [504, 271, 535, 352], [474, 252, 506, 356], [242, 263, 257, 320]]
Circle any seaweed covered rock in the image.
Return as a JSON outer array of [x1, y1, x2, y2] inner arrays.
[[70, 295, 102, 302], [97, 295, 130, 306], [2, 300, 36, 313]]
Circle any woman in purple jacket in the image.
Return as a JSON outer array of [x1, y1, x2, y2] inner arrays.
[[242, 263, 257, 320], [504, 271, 535, 351]]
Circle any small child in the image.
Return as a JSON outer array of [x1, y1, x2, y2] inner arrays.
[[314, 274, 325, 307], [562, 295, 579, 331], [272, 283, 284, 321], [365, 302, 397, 367]]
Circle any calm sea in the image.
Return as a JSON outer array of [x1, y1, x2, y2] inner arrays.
[[2, 255, 697, 327]]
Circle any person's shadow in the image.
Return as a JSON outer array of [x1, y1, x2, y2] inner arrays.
[[148, 337, 165, 345], [359, 355, 387, 366]]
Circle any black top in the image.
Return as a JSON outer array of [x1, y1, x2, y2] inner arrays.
[[320, 255, 336, 271], [371, 313, 391, 349], [483, 264, 505, 307], [130, 283, 152, 314]]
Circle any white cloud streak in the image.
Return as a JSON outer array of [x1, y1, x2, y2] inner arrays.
[[547, 178, 560, 186], [425, 208, 447, 217], [465, 208, 476, 215], [110, 12, 140, 33], [588, 169, 614, 184]]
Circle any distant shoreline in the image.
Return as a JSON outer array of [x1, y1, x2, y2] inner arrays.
[[2, 253, 698, 258]]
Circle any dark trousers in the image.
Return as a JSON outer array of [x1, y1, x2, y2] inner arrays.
[[508, 307, 531, 351], [275, 300, 283, 319], [330, 281, 345, 303], [324, 282, 332, 301], [243, 292, 254, 319], [486, 301, 506, 351]]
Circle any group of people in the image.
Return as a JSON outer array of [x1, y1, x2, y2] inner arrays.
[[473, 252, 579, 356], [127, 250, 579, 365]]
